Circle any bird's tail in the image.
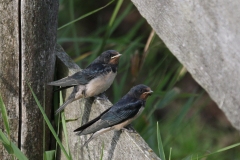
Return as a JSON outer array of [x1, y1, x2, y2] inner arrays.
[[79, 127, 112, 148], [81, 134, 94, 148], [55, 97, 74, 115]]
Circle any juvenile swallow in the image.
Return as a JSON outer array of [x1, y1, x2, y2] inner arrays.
[[74, 84, 153, 147], [48, 50, 122, 114]]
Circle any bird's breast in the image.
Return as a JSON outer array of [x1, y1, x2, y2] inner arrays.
[[85, 71, 117, 97]]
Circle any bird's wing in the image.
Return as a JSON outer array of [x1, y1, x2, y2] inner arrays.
[[48, 63, 111, 87], [75, 100, 143, 135], [74, 107, 111, 132], [101, 100, 143, 125]]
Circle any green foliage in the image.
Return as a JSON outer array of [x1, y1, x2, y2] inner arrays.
[[57, 0, 240, 159], [169, 148, 172, 160], [0, 93, 10, 140], [157, 122, 166, 160], [44, 151, 55, 160], [58, 0, 115, 30], [0, 93, 28, 160], [97, 0, 124, 55], [27, 82, 72, 160], [100, 141, 104, 160], [60, 91, 73, 159], [0, 130, 28, 160], [190, 142, 240, 160]]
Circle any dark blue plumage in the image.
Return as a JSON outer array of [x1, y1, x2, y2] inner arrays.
[[48, 50, 122, 114], [74, 84, 153, 147]]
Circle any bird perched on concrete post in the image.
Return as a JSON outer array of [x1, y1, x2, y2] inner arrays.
[[48, 50, 122, 114], [74, 84, 153, 147]]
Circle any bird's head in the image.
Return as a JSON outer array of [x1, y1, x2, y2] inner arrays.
[[99, 50, 122, 65], [128, 84, 153, 100]]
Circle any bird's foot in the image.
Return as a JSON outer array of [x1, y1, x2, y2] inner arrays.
[[121, 124, 137, 133], [94, 92, 108, 101]]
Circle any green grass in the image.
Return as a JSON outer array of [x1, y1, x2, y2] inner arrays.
[[27, 82, 71, 160], [58, 0, 115, 30], [100, 141, 104, 160], [60, 90, 73, 159], [157, 122, 166, 160], [57, 0, 240, 159], [0, 93, 28, 160]]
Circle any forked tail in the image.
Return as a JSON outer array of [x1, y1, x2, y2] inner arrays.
[[55, 98, 73, 115]]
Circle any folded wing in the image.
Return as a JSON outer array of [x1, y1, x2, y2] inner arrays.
[[75, 100, 143, 135], [48, 63, 111, 87]]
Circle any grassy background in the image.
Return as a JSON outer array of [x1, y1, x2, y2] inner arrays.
[[57, 0, 240, 159]]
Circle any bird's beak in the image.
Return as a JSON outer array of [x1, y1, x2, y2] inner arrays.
[[111, 54, 122, 59], [145, 90, 153, 96]]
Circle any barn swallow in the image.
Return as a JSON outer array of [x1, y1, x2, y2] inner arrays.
[[74, 84, 153, 147], [48, 50, 122, 114]]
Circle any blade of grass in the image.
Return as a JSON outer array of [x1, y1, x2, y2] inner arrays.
[[44, 150, 55, 160], [58, 0, 115, 30], [74, 51, 93, 63], [118, 19, 145, 42], [163, 92, 206, 146], [0, 92, 10, 137], [169, 147, 172, 160], [53, 71, 60, 125], [166, 64, 184, 90], [0, 130, 28, 160], [113, 62, 129, 103], [182, 155, 192, 160], [43, 85, 45, 160], [138, 30, 155, 73], [55, 110, 61, 159], [54, 90, 60, 122], [157, 122, 166, 160], [0, 92, 14, 158], [58, 25, 72, 39], [60, 90, 73, 159], [100, 141, 104, 160], [27, 82, 71, 160], [53, 73, 61, 159], [144, 55, 168, 84], [145, 89, 179, 120], [90, 25, 108, 37], [191, 142, 240, 160], [0, 130, 12, 154], [109, 3, 133, 35], [57, 37, 140, 45], [170, 91, 203, 134], [97, 0, 124, 55], [69, 0, 80, 57]]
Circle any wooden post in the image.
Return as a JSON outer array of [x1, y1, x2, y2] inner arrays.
[[0, 0, 58, 159], [0, 0, 20, 159], [131, 0, 240, 131]]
